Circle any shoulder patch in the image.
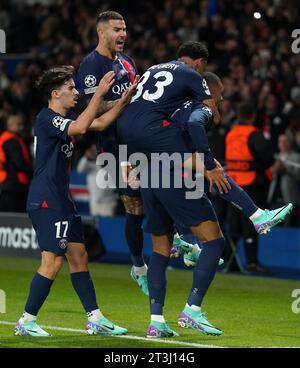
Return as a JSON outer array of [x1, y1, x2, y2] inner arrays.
[[52, 116, 70, 131], [202, 106, 213, 116], [202, 79, 211, 95], [84, 74, 97, 88]]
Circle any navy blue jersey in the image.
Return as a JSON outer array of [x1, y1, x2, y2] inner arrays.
[[170, 100, 213, 132], [78, 50, 138, 154], [27, 108, 77, 213], [118, 61, 211, 145], [170, 100, 215, 169]]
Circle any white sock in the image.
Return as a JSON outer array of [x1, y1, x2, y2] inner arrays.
[[249, 208, 264, 221], [87, 309, 104, 322], [151, 314, 165, 323], [134, 265, 148, 276], [186, 303, 201, 312], [19, 311, 36, 324], [191, 243, 201, 255]]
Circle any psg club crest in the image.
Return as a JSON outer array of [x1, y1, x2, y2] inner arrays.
[[84, 74, 97, 88], [59, 239, 68, 250]]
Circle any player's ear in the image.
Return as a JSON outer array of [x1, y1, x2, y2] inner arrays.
[[194, 58, 206, 74], [51, 89, 60, 100]]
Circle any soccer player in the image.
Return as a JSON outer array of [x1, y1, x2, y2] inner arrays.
[[78, 12, 196, 296], [15, 66, 135, 337], [117, 51, 292, 337], [78, 11, 148, 294], [168, 72, 293, 265], [117, 42, 230, 337], [118, 42, 227, 191]]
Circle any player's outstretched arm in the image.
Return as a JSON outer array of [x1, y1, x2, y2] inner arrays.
[[89, 76, 139, 131], [67, 71, 115, 136]]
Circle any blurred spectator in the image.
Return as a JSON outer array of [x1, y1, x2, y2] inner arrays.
[[270, 134, 300, 226], [225, 102, 274, 275], [285, 87, 300, 131], [77, 143, 118, 216], [257, 94, 287, 151], [0, 113, 32, 212]]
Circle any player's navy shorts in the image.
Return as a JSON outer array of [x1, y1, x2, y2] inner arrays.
[[141, 182, 217, 235], [28, 208, 85, 255]]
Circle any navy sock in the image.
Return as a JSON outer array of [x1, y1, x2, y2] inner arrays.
[[125, 213, 144, 267], [147, 252, 169, 315], [24, 273, 53, 316], [214, 175, 258, 217], [187, 238, 225, 307], [175, 225, 198, 245], [71, 271, 98, 313]]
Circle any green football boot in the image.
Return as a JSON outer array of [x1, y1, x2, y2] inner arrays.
[[130, 266, 149, 296], [178, 306, 222, 336], [252, 203, 293, 234], [86, 317, 128, 335], [170, 233, 194, 258], [15, 320, 50, 337], [147, 320, 179, 338]]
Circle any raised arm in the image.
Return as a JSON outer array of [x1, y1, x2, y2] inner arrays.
[[67, 71, 115, 136], [89, 76, 139, 131]]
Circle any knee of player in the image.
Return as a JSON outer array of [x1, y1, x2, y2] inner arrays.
[[40, 253, 63, 277], [67, 250, 88, 271], [202, 236, 226, 250], [201, 233, 225, 244]]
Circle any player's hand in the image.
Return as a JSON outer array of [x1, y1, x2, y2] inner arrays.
[[214, 159, 223, 169], [119, 75, 140, 106], [97, 71, 115, 96], [206, 166, 231, 194], [120, 162, 140, 189]]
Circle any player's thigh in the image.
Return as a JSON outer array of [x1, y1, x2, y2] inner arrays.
[[28, 209, 72, 256], [40, 251, 64, 271], [155, 188, 218, 234], [66, 215, 87, 269]]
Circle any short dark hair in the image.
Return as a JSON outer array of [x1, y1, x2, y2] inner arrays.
[[177, 41, 209, 60], [237, 102, 255, 121], [36, 65, 75, 101], [203, 72, 221, 89], [96, 11, 123, 27]]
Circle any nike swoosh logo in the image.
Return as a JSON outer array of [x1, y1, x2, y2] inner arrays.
[[102, 324, 115, 330], [26, 329, 38, 333], [197, 322, 220, 330], [271, 205, 288, 220]]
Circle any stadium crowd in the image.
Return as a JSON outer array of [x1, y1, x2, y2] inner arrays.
[[0, 0, 299, 223]]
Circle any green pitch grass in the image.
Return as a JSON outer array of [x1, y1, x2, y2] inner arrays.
[[0, 256, 300, 348]]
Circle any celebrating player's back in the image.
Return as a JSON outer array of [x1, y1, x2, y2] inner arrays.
[[119, 62, 210, 146]]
